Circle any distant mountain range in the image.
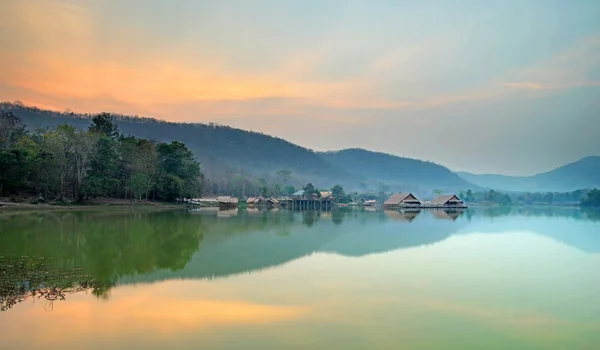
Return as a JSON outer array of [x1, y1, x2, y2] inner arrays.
[[457, 156, 600, 192], [3, 102, 596, 194], [2, 103, 476, 194]]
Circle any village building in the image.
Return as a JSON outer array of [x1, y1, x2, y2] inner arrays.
[[429, 194, 466, 208], [383, 193, 422, 208]]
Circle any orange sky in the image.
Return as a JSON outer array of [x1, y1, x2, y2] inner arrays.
[[2, 0, 599, 174]]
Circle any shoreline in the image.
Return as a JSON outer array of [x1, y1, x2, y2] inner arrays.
[[0, 199, 190, 215]]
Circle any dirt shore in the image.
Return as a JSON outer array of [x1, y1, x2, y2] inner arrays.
[[0, 197, 189, 214]]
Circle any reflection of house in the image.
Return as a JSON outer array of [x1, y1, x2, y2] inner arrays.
[[432, 209, 463, 221], [430, 195, 466, 208], [384, 210, 421, 222], [383, 193, 422, 208]]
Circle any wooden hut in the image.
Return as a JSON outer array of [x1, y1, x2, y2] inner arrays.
[[383, 193, 421, 209], [429, 194, 466, 208]]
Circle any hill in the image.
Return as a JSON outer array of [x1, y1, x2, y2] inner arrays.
[[457, 156, 600, 192], [320, 149, 476, 194], [2, 102, 477, 193]]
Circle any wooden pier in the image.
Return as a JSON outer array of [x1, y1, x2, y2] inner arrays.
[[280, 198, 334, 211]]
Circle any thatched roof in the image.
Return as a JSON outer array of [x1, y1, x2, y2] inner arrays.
[[384, 193, 420, 205], [430, 195, 462, 205]]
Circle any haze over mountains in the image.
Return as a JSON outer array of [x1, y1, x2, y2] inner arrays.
[[3, 103, 598, 194], [457, 156, 600, 192]]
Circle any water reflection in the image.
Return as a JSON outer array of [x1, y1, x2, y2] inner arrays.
[[0, 256, 112, 312], [1, 207, 599, 309]]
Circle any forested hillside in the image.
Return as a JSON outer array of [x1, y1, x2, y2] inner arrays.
[[2, 102, 477, 194], [320, 149, 476, 193], [458, 156, 600, 192]]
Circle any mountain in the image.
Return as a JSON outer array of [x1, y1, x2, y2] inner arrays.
[[3, 102, 477, 192], [457, 156, 600, 192], [320, 149, 476, 193]]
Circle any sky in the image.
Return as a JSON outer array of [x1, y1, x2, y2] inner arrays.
[[1, 0, 599, 175]]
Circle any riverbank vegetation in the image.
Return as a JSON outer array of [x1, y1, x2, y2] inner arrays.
[[460, 189, 591, 206], [0, 111, 202, 203], [581, 189, 600, 208]]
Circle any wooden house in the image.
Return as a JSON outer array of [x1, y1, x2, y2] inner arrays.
[[383, 193, 421, 208], [429, 194, 466, 208]]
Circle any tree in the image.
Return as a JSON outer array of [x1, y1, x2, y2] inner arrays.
[[283, 185, 295, 196], [131, 173, 152, 201], [89, 113, 119, 139], [269, 184, 281, 198], [581, 189, 600, 208], [83, 136, 118, 198], [257, 178, 268, 197], [0, 111, 26, 149], [157, 174, 184, 201], [156, 141, 202, 200], [303, 183, 316, 196], [331, 185, 345, 199]]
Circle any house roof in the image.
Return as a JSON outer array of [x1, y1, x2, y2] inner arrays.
[[384, 193, 420, 205], [246, 197, 256, 203], [430, 194, 461, 205], [217, 196, 238, 204], [320, 191, 333, 198], [292, 190, 305, 196]]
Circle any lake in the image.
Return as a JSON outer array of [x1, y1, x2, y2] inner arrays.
[[1, 207, 599, 349]]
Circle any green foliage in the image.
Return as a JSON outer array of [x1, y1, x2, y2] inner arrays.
[[157, 174, 184, 201], [0, 111, 26, 149], [131, 173, 152, 200], [156, 141, 203, 199], [89, 113, 119, 138], [331, 185, 345, 198], [6, 102, 481, 193], [463, 189, 589, 206], [83, 136, 118, 198], [303, 183, 316, 196], [283, 186, 295, 196], [581, 189, 600, 208], [0, 112, 203, 203]]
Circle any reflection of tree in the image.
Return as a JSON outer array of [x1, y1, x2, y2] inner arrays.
[[302, 211, 318, 227], [0, 210, 206, 298], [582, 208, 600, 222], [1, 257, 112, 312], [331, 210, 345, 226]]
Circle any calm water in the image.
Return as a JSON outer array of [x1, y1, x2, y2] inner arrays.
[[1, 207, 600, 349]]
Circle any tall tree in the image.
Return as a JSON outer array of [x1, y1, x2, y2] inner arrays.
[[89, 113, 119, 139], [0, 111, 26, 149], [83, 135, 117, 198]]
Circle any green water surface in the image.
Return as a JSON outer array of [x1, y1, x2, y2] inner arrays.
[[1, 207, 599, 349]]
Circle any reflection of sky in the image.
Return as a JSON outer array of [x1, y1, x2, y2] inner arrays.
[[2, 217, 600, 349], [2, 0, 600, 175]]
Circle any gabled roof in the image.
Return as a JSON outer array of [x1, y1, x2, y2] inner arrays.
[[292, 190, 305, 196], [217, 196, 238, 204], [320, 191, 332, 198], [384, 193, 420, 205], [246, 197, 256, 203], [430, 194, 461, 205]]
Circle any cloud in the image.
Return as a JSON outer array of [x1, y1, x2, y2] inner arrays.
[[499, 35, 600, 91]]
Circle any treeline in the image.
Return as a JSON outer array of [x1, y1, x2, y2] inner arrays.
[[460, 189, 592, 206], [581, 189, 600, 208], [0, 111, 202, 202]]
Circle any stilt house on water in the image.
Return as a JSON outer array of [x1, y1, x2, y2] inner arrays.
[[383, 193, 422, 209], [428, 194, 467, 208]]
